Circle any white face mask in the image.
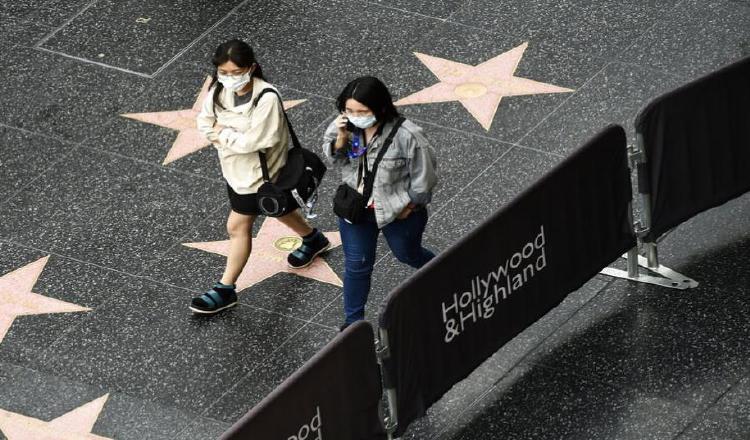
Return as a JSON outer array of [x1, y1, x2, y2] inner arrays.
[[218, 71, 251, 92], [347, 114, 377, 129]]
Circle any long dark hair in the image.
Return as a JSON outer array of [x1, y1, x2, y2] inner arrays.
[[336, 76, 400, 123], [210, 39, 265, 111]]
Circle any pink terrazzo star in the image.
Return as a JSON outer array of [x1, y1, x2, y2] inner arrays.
[[395, 42, 574, 130], [184, 218, 342, 291], [121, 76, 307, 165], [0, 394, 111, 439], [0, 256, 91, 344]]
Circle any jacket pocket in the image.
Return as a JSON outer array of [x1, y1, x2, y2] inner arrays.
[[376, 157, 409, 192], [380, 157, 407, 169]]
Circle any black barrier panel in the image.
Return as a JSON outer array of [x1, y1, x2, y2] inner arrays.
[[220, 321, 386, 440], [379, 125, 635, 436], [636, 56, 750, 242]]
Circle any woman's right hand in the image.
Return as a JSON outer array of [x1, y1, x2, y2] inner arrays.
[[334, 114, 349, 150], [335, 114, 348, 134]]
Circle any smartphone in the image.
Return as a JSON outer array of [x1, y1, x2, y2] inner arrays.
[[345, 120, 356, 132]]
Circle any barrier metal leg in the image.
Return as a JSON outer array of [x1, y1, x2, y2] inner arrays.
[[627, 246, 639, 278], [377, 328, 399, 439], [645, 241, 659, 269], [601, 135, 699, 289], [384, 389, 398, 440], [635, 183, 698, 287]]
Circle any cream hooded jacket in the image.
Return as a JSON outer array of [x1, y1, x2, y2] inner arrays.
[[196, 77, 289, 194]]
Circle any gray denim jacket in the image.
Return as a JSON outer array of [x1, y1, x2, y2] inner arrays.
[[322, 118, 438, 228]]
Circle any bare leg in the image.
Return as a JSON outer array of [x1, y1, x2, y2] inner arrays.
[[220, 210, 256, 285], [277, 208, 314, 237]]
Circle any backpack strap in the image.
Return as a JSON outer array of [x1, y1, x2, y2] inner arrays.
[[252, 88, 302, 182]]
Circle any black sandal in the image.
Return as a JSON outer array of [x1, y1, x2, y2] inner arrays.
[[287, 231, 331, 269], [190, 283, 237, 314]]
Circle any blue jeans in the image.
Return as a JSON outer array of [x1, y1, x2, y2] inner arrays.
[[339, 208, 435, 324]]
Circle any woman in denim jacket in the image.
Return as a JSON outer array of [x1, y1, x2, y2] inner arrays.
[[322, 76, 438, 330]]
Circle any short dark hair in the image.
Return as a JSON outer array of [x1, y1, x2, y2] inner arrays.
[[209, 39, 266, 111], [336, 76, 400, 123]]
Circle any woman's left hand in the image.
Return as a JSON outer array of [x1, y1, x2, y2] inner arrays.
[[397, 203, 417, 219]]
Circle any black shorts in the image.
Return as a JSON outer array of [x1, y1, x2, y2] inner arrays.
[[226, 184, 298, 216]]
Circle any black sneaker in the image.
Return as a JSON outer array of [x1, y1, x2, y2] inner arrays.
[[338, 322, 351, 332], [288, 229, 331, 269], [190, 282, 237, 314]]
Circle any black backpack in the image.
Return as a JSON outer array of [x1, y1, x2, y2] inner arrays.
[[253, 89, 326, 218]]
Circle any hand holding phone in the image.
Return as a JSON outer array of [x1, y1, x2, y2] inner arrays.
[[334, 114, 350, 150], [335, 114, 348, 134]]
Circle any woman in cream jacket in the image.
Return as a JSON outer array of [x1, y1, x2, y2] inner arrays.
[[190, 39, 330, 314]]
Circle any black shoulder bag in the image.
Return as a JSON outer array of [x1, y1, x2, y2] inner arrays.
[[333, 117, 405, 224], [253, 89, 327, 218]]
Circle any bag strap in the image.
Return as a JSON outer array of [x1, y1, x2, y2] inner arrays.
[[355, 122, 386, 187], [252, 88, 301, 182], [361, 117, 406, 205]]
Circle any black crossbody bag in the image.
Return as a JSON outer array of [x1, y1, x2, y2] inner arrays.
[[333, 117, 405, 224], [253, 89, 327, 218]]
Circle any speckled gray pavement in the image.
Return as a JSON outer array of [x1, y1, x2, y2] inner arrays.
[[0, 1, 749, 439]]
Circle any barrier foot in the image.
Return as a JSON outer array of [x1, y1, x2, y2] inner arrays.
[[600, 252, 699, 289], [377, 328, 400, 439], [384, 411, 397, 440]]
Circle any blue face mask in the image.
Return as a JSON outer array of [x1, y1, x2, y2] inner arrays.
[[347, 114, 377, 129]]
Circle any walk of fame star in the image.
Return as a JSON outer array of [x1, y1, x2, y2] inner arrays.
[[0, 394, 111, 439], [184, 218, 342, 291], [121, 77, 307, 165], [395, 42, 574, 130], [0, 256, 90, 344]]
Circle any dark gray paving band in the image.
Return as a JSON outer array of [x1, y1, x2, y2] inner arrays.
[[36, 0, 253, 77]]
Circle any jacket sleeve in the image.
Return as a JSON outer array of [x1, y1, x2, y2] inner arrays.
[[217, 92, 287, 154], [322, 119, 350, 165], [196, 87, 220, 143], [406, 126, 438, 205]]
